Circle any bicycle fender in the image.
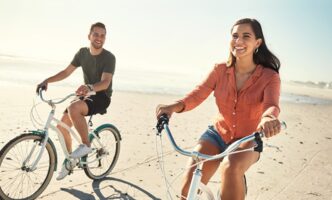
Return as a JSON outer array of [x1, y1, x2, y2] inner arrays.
[[30, 130, 58, 171], [89, 124, 122, 141]]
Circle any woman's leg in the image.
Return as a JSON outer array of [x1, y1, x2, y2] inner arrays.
[[181, 140, 221, 199], [219, 141, 259, 200]]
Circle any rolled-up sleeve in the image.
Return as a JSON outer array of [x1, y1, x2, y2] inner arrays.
[[178, 66, 218, 112], [262, 73, 281, 117]]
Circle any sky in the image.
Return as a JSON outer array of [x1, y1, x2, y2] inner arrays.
[[0, 0, 331, 82]]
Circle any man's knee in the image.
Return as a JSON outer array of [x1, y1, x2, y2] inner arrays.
[[68, 102, 87, 116]]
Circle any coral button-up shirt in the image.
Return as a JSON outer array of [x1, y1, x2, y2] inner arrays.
[[179, 63, 280, 144]]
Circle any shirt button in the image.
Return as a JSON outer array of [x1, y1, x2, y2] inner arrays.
[[234, 99, 237, 103], [232, 112, 236, 115], [233, 125, 236, 128]]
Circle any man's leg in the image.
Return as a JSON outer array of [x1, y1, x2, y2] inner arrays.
[[67, 100, 90, 146], [56, 113, 73, 152], [56, 111, 78, 181]]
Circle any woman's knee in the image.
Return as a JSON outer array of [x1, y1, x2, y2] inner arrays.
[[220, 158, 245, 176], [220, 152, 258, 176]]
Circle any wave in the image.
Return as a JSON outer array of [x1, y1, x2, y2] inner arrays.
[[289, 80, 332, 90]]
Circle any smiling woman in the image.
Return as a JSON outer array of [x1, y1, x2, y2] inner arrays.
[[156, 18, 282, 200]]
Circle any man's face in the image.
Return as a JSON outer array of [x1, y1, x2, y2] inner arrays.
[[89, 27, 106, 49]]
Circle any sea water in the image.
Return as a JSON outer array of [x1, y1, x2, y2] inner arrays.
[[1, 57, 331, 105]]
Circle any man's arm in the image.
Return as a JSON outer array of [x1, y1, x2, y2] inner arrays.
[[45, 64, 77, 83], [36, 64, 76, 93], [75, 72, 113, 96], [92, 72, 113, 92]]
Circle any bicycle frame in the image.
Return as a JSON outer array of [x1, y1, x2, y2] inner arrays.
[[29, 90, 103, 171], [156, 115, 286, 200]]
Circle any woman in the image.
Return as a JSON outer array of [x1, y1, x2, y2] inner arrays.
[[156, 18, 281, 200]]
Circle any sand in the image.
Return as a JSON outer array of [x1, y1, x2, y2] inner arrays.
[[0, 83, 331, 200]]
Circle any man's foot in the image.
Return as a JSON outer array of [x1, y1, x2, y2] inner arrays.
[[56, 159, 77, 181], [70, 144, 92, 159]]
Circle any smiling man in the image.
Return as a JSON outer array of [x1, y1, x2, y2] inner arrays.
[[36, 22, 116, 180]]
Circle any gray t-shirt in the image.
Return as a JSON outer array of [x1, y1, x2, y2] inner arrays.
[[71, 47, 116, 97]]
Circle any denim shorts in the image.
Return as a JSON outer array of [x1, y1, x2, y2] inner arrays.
[[199, 125, 228, 153]]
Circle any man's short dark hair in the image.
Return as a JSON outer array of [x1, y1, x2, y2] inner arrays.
[[90, 22, 106, 34]]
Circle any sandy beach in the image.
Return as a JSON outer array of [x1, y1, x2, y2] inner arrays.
[[0, 83, 331, 200]]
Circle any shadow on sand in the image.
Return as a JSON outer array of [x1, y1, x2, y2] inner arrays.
[[61, 177, 161, 200]]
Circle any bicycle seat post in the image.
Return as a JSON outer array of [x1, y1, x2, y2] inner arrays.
[[88, 115, 93, 127]]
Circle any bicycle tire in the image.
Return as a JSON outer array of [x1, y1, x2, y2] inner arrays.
[[83, 125, 121, 180], [0, 134, 55, 200]]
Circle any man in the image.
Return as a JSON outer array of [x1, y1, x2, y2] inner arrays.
[[36, 22, 116, 180]]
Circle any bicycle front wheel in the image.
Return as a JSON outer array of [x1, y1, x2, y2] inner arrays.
[[83, 125, 121, 180], [0, 134, 55, 200]]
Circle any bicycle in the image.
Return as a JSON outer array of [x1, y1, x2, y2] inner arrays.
[[0, 90, 121, 200], [155, 114, 286, 200]]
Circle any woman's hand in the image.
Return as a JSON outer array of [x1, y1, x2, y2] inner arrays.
[[258, 115, 281, 138], [156, 102, 184, 119]]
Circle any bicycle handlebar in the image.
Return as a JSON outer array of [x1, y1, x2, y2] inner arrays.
[[38, 89, 96, 105], [156, 114, 287, 161]]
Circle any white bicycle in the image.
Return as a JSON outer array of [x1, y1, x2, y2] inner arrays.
[[0, 90, 121, 200], [155, 114, 286, 200]]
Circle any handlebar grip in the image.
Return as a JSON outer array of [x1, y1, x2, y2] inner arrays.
[[156, 114, 169, 134]]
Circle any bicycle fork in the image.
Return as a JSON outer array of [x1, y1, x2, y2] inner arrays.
[[27, 109, 56, 171]]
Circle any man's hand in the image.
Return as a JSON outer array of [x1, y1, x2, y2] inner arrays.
[[36, 80, 48, 94], [76, 85, 91, 96]]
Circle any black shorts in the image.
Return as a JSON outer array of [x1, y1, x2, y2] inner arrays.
[[65, 92, 111, 116]]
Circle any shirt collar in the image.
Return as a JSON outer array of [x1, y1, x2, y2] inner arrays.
[[226, 64, 263, 77]]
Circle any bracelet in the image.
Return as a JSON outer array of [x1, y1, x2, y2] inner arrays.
[[86, 84, 94, 92]]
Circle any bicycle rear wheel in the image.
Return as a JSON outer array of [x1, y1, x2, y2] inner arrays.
[[83, 125, 121, 180], [0, 134, 55, 200]]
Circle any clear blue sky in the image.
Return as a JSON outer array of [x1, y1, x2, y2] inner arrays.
[[0, 0, 331, 82]]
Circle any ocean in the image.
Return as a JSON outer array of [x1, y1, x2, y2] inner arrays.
[[1, 57, 331, 105]]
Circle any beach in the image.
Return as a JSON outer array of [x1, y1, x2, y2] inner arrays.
[[0, 82, 331, 200]]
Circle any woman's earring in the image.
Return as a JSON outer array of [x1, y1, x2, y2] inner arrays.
[[255, 48, 259, 54]]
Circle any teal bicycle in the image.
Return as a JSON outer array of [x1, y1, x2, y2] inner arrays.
[[0, 90, 121, 200]]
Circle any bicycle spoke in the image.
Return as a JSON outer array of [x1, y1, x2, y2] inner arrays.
[[0, 134, 55, 200], [84, 127, 120, 179]]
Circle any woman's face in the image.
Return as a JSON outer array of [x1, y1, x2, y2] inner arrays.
[[230, 23, 262, 59]]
